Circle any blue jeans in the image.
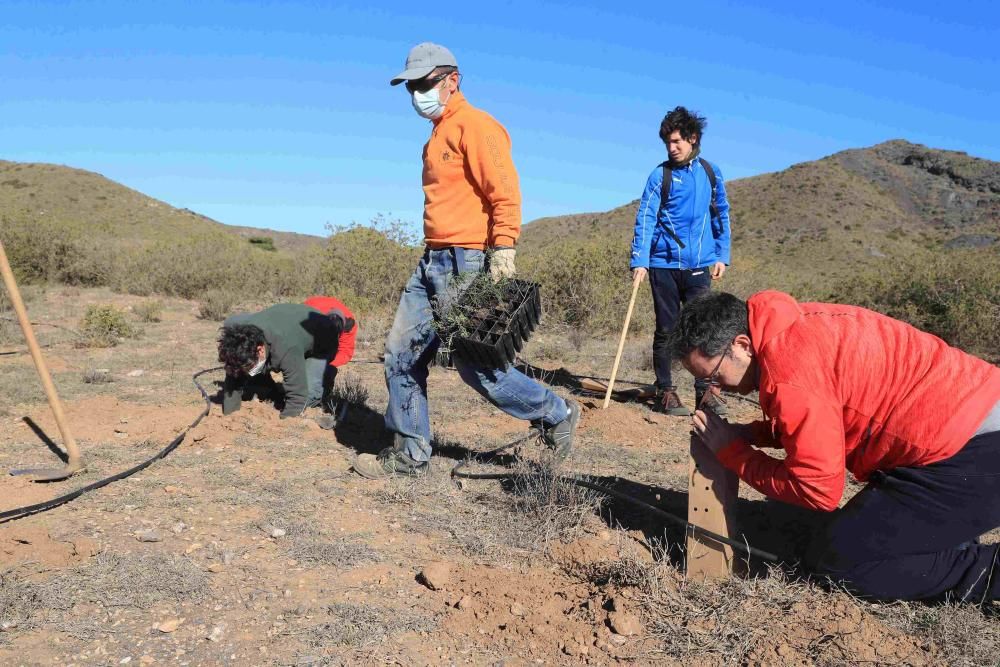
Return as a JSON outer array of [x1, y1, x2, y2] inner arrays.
[[384, 247, 568, 463]]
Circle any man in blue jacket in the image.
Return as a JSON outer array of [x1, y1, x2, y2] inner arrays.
[[630, 106, 732, 416]]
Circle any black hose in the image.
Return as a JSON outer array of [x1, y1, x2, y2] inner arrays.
[[0, 366, 219, 522], [451, 435, 780, 564]]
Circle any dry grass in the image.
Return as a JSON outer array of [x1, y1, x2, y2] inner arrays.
[[299, 601, 438, 650], [0, 568, 44, 636], [43, 551, 208, 611]]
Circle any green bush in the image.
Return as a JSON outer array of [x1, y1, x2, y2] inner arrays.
[[316, 216, 421, 313], [248, 237, 277, 252], [197, 289, 237, 321], [829, 249, 1000, 362], [520, 237, 654, 335], [78, 304, 138, 348]]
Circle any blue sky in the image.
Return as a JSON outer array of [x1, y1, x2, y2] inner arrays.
[[2, 0, 997, 237]]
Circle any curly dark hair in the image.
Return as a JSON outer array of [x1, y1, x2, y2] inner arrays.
[[669, 292, 748, 359], [659, 106, 707, 146], [218, 324, 266, 375]]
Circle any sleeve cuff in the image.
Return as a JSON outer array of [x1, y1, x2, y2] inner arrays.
[[492, 235, 517, 247]]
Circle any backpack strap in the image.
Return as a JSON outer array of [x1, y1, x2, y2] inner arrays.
[[656, 162, 686, 249], [698, 157, 720, 221]]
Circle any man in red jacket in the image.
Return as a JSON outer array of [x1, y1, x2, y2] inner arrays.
[[304, 295, 357, 427], [673, 290, 1000, 602]]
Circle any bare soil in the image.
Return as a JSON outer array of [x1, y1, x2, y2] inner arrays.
[[0, 287, 996, 666]]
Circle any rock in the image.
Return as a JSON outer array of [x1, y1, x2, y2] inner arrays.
[[270, 528, 286, 539], [563, 642, 589, 657], [419, 562, 452, 591], [510, 603, 526, 617], [163, 485, 179, 494], [127, 370, 144, 377], [608, 611, 642, 637], [139, 657, 154, 665], [134, 529, 161, 543], [184, 542, 203, 554], [171, 522, 187, 534], [207, 563, 225, 573], [456, 595, 474, 610], [206, 625, 224, 642], [157, 619, 182, 633]]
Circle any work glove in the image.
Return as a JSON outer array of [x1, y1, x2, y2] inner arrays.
[[489, 247, 516, 282]]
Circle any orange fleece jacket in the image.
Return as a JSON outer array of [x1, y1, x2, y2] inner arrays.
[[717, 291, 1000, 512], [422, 91, 521, 249]]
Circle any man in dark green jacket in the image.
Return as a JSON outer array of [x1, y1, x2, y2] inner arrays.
[[218, 303, 351, 419]]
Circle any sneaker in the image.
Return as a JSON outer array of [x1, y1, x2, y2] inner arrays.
[[656, 388, 690, 416], [353, 447, 429, 479], [542, 399, 581, 460], [696, 389, 728, 417]]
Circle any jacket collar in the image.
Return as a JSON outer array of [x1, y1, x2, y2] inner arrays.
[[434, 90, 468, 125]]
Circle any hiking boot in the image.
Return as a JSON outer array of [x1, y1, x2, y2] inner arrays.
[[695, 389, 729, 417], [656, 388, 690, 416], [541, 399, 581, 460], [353, 447, 429, 479]]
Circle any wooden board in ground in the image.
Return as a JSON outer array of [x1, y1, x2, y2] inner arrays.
[[577, 378, 657, 400], [686, 436, 740, 580]]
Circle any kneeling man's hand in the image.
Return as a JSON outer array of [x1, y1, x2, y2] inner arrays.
[[692, 408, 738, 455]]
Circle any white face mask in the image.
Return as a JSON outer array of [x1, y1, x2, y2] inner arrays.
[[411, 88, 445, 119], [246, 355, 267, 377]]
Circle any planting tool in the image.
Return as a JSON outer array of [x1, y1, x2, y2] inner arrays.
[[0, 240, 86, 481], [603, 273, 643, 409]]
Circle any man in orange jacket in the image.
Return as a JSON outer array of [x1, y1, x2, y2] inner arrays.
[[353, 43, 580, 479], [673, 290, 1000, 602]]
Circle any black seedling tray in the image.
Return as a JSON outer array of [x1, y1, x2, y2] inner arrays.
[[438, 279, 542, 369]]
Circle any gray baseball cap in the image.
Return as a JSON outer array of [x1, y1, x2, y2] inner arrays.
[[390, 42, 458, 86]]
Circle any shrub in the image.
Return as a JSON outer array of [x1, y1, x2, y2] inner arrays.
[[829, 248, 1000, 362], [82, 368, 114, 384], [316, 216, 421, 313], [248, 237, 276, 252], [197, 289, 237, 321], [132, 300, 164, 323], [77, 304, 138, 348]]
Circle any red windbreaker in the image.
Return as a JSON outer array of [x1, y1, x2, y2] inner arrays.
[[302, 296, 356, 368], [717, 291, 1000, 511]]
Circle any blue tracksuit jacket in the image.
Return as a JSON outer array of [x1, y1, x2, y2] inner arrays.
[[629, 158, 732, 270]]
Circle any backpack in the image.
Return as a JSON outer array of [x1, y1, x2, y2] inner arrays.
[[657, 157, 719, 250]]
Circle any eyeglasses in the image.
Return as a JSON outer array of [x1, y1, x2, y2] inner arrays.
[[405, 71, 452, 94], [695, 344, 731, 411]]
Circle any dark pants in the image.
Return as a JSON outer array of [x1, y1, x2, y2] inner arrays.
[[650, 267, 712, 391], [807, 430, 1000, 602]]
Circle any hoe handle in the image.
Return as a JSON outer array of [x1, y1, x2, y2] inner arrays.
[[0, 240, 82, 467], [603, 273, 642, 409]]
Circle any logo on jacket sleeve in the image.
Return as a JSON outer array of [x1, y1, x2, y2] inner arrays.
[[442, 151, 451, 161]]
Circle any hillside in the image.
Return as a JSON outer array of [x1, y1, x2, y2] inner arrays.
[[520, 140, 999, 296], [0, 160, 323, 253]]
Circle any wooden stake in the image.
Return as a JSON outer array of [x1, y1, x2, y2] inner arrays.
[[603, 273, 642, 409], [686, 435, 739, 579], [0, 240, 85, 478]]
